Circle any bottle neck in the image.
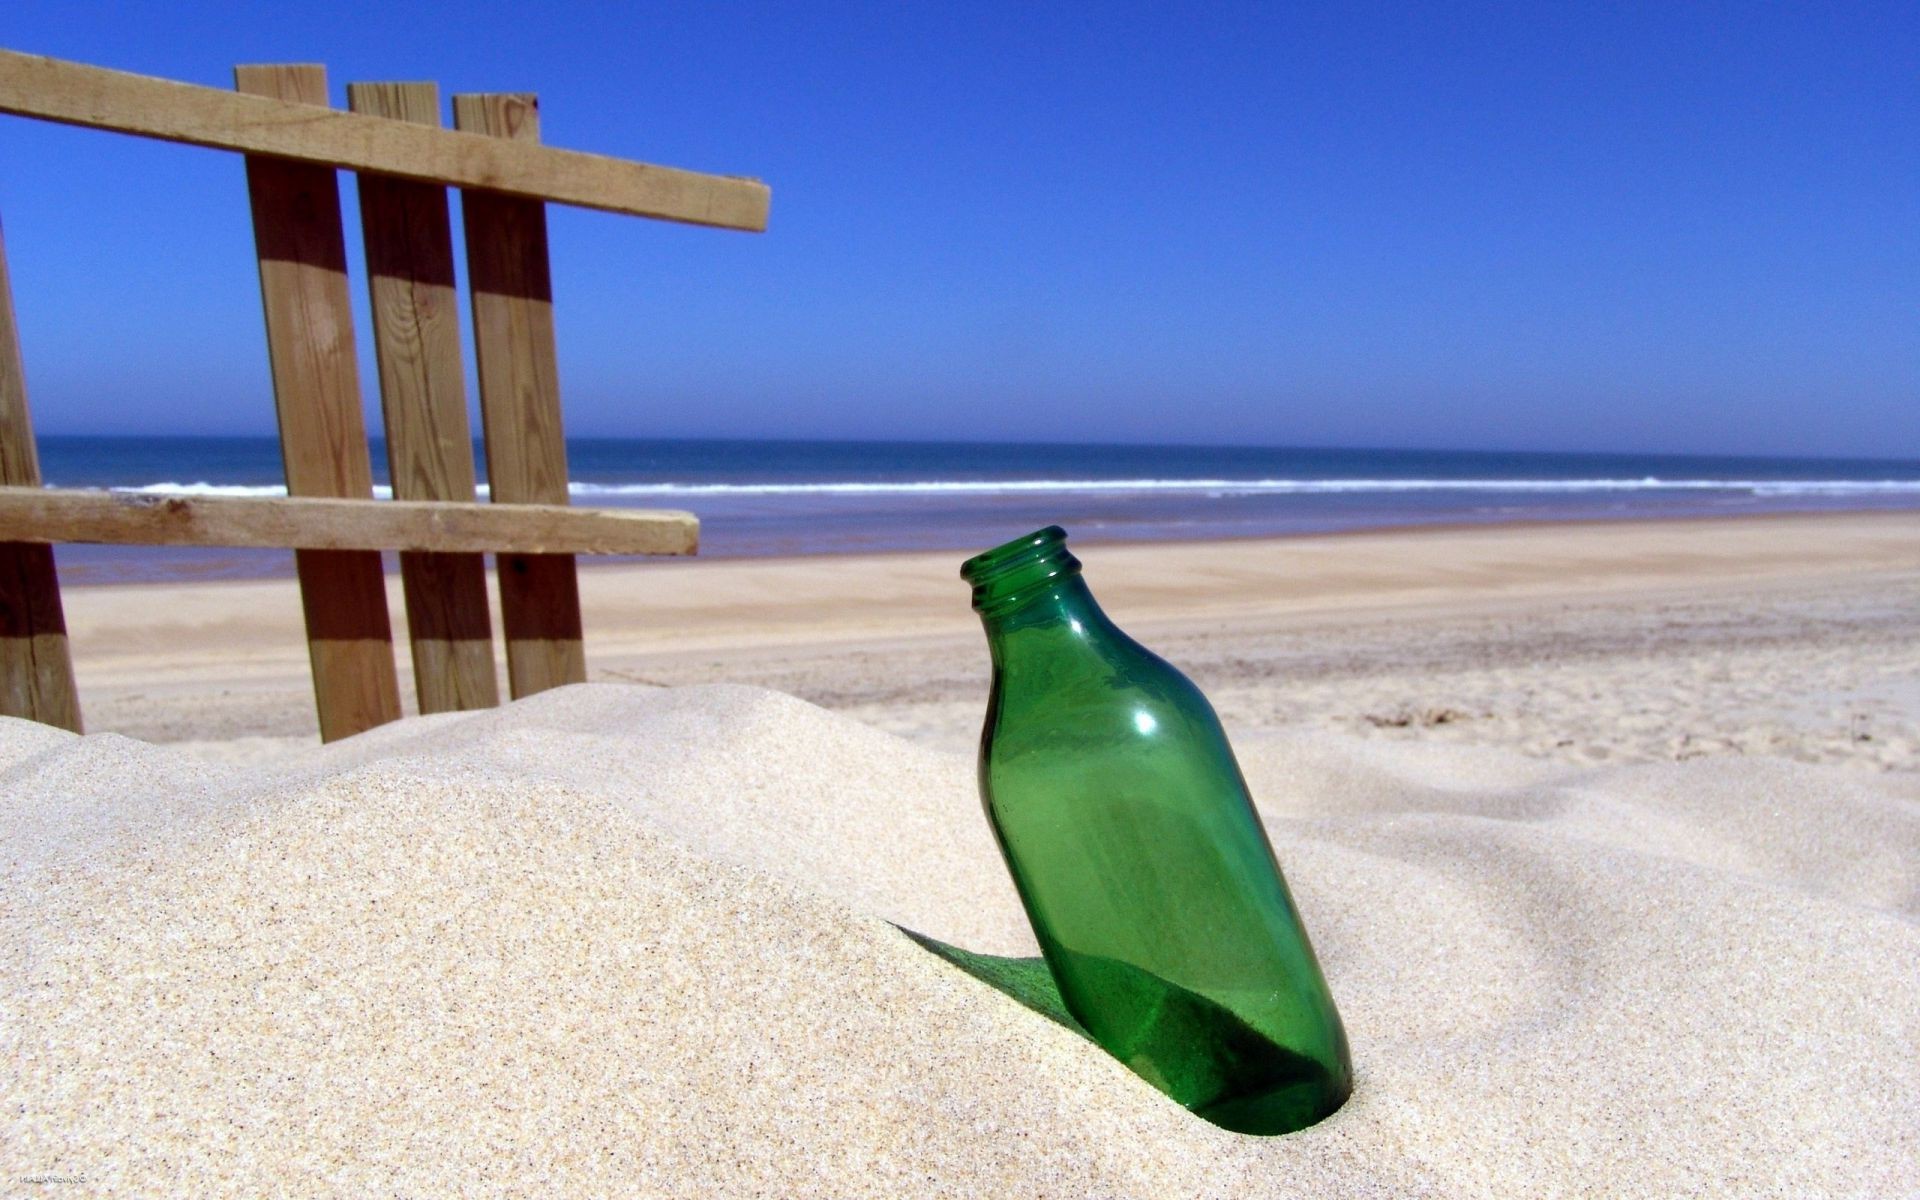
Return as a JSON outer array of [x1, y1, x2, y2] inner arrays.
[[978, 575, 1109, 664], [961, 526, 1112, 669], [962, 525, 1084, 622]]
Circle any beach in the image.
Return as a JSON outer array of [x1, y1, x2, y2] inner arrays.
[[61, 510, 1920, 770], [7, 510, 1919, 1195]]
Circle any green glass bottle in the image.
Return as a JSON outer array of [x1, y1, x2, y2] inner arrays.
[[962, 526, 1351, 1136]]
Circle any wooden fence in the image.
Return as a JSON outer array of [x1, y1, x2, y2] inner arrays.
[[0, 50, 768, 740]]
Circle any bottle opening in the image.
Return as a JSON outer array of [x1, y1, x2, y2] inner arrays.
[[961, 525, 1083, 617]]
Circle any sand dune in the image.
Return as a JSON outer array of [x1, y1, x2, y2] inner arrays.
[[6, 683, 1916, 1196]]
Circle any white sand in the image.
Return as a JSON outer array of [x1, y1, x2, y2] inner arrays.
[[60, 513, 1920, 777], [5, 682, 1917, 1196]]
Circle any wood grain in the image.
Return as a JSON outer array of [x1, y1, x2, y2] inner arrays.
[[0, 49, 770, 230], [349, 79, 497, 714], [456, 92, 586, 699], [0, 223, 46, 489], [0, 215, 81, 731], [0, 488, 698, 555], [238, 63, 400, 742]]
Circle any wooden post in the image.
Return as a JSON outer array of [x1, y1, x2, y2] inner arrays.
[[0, 216, 81, 731], [236, 64, 401, 741], [453, 93, 586, 699], [348, 81, 500, 714]]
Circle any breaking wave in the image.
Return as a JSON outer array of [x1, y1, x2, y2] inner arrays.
[[95, 477, 1920, 500]]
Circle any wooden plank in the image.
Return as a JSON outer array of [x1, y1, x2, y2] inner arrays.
[[0, 223, 47, 488], [0, 215, 81, 731], [0, 49, 770, 231], [0, 542, 77, 730], [237, 63, 400, 742], [349, 80, 497, 715], [456, 92, 586, 700], [0, 488, 698, 555]]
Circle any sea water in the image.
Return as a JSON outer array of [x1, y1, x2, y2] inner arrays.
[[32, 435, 1920, 583]]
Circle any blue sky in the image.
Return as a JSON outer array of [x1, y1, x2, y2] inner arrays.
[[1, 1, 1914, 457]]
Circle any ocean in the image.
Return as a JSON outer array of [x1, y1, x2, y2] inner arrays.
[[31, 436, 1920, 584]]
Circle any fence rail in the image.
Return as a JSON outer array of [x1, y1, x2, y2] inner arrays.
[[0, 49, 770, 229], [0, 488, 698, 555], [0, 49, 764, 740]]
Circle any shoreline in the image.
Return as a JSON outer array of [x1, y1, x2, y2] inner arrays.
[[47, 503, 1920, 591]]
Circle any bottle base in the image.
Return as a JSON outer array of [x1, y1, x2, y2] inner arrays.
[[1058, 950, 1351, 1136], [1190, 1068, 1351, 1136]]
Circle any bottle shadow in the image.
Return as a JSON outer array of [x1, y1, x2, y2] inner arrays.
[[895, 926, 1091, 1038]]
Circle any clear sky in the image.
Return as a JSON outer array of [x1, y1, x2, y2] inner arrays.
[[1, 1, 1915, 457]]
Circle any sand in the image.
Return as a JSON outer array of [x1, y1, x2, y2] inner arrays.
[[5, 511, 1919, 1194], [54, 512, 1920, 773]]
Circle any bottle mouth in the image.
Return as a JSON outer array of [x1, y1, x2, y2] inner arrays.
[[960, 525, 1083, 617]]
